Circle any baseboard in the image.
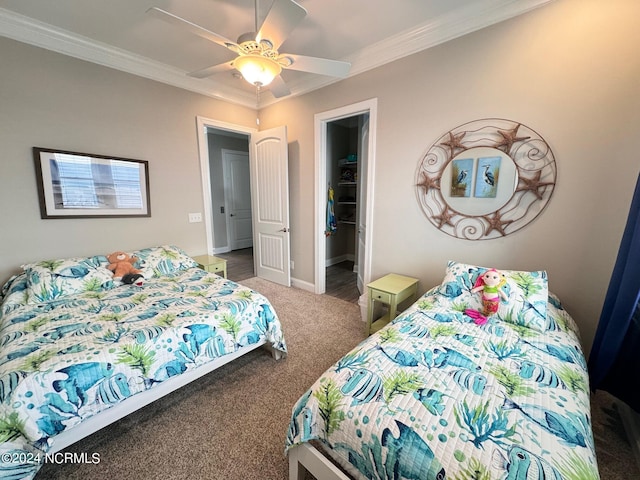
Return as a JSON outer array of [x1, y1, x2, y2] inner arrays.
[[617, 399, 640, 473], [291, 277, 315, 293], [212, 246, 231, 254], [325, 254, 354, 267]]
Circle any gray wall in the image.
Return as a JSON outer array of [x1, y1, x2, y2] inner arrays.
[[0, 37, 256, 282]]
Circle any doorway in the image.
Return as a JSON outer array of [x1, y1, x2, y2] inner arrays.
[[206, 130, 255, 279], [196, 117, 291, 286], [206, 130, 252, 249], [314, 99, 377, 298], [324, 115, 367, 303]]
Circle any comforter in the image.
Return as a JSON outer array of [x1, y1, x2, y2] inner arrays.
[[0, 268, 287, 479], [286, 285, 599, 480]]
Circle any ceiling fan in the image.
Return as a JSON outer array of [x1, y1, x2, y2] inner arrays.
[[147, 0, 351, 98]]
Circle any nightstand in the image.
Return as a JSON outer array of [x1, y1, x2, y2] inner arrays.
[[367, 273, 419, 335], [193, 255, 227, 278]]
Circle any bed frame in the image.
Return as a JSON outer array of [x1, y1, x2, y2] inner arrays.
[[288, 443, 353, 480], [50, 341, 282, 453]]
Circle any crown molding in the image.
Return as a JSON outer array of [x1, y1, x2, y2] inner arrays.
[[346, 0, 555, 77], [0, 7, 257, 108], [0, 0, 554, 109], [254, 0, 557, 108]]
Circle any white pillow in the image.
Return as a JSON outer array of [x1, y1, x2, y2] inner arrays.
[[132, 245, 198, 277], [441, 260, 549, 332], [22, 255, 114, 303]]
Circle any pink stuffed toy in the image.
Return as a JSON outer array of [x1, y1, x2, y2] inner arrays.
[[465, 268, 508, 325]]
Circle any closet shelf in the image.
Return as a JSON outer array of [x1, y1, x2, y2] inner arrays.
[[338, 158, 358, 167]]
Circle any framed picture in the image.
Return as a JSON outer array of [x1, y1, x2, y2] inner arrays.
[[474, 156, 501, 198], [449, 158, 473, 197], [33, 147, 151, 219]]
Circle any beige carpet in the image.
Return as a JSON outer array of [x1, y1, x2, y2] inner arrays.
[[590, 390, 640, 479], [37, 278, 638, 480]]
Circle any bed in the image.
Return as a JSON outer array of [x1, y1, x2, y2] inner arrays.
[[0, 245, 287, 480], [286, 261, 600, 480]]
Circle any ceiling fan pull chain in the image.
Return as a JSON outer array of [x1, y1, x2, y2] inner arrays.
[[256, 86, 261, 125]]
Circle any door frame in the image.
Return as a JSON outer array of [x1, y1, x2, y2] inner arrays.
[[196, 116, 257, 256], [314, 98, 378, 294]]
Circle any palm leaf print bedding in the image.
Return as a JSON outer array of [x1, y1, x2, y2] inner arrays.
[[286, 285, 599, 480], [0, 268, 287, 480]]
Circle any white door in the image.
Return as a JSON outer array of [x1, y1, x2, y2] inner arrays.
[[250, 126, 291, 286], [223, 150, 253, 250], [356, 116, 369, 293]]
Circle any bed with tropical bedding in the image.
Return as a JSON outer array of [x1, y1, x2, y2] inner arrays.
[[0, 245, 287, 480], [286, 261, 599, 480]]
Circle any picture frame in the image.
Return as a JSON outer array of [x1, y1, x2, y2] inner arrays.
[[33, 147, 151, 219], [449, 158, 473, 198], [474, 156, 501, 198]]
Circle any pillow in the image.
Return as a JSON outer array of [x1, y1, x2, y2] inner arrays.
[[132, 245, 198, 277], [441, 260, 549, 332], [0, 274, 31, 317], [21, 255, 114, 303]]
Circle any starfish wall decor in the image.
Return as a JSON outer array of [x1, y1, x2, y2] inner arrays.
[[494, 124, 531, 155], [415, 118, 556, 240]]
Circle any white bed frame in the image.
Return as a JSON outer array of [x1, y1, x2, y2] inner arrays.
[[50, 341, 282, 453], [288, 443, 352, 480]]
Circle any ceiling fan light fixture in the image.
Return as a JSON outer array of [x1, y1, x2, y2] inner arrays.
[[235, 54, 282, 87]]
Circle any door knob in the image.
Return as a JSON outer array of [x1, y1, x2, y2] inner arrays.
[[278, 227, 290, 232]]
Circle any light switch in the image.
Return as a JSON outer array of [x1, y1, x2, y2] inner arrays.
[[188, 212, 202, 223]]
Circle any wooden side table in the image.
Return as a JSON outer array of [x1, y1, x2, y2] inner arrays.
[[367, 273, 419, 335], [193, 255, 227, 278]]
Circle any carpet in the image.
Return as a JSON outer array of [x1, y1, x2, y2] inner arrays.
[[37, 278, 638, 479], [590, 390, 639, 479]]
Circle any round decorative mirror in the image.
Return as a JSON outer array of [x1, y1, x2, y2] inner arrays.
[[415, 118, 556, 240]]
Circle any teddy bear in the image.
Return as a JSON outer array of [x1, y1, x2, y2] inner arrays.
[[107, 251, 142, 282]]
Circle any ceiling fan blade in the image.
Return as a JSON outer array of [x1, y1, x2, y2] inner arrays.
[[269, 75, 291, 98], [188, 61, 235, 79], [256, 0, 306, 50], [147, 7, 239, 52], [282, 54, 351, 78]]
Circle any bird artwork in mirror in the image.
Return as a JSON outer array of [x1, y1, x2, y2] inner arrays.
[[450, 158, 473, 198], [475, 157, 500, 198], [415, 119, 556, 240]]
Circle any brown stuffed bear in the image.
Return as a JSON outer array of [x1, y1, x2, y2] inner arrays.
[[106, 251, 142, 280]]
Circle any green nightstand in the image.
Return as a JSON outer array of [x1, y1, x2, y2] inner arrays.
[[367, 273, 419, 335], [193, 254, 227, 278]]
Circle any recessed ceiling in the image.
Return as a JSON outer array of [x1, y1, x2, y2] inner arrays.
[[0, 0, 554, 108]]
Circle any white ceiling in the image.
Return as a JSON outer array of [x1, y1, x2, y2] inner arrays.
[[0, 0, 553, 108]]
